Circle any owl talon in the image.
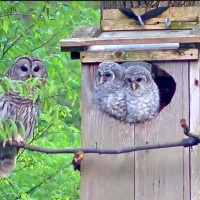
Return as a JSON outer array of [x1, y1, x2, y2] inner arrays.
[[2, 140, 6, 148], [14, 135, 25, 146]]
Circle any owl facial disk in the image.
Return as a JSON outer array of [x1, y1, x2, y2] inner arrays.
[[98, 70, 114, 84]]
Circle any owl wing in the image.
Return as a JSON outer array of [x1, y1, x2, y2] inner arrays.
[[0, 87, 40, 177], [0, 91, 19, 177]]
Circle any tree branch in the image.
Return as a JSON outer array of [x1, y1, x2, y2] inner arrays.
[[0, 13, 32, 18], [2, 119, 199, 155], [1, 25, 34, 60], [180, 119, 200, 140], [30, 31, 60, 52]]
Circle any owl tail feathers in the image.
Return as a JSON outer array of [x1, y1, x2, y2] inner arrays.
[[0, 146, 17, 177]]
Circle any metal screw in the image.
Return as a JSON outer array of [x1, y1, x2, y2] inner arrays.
[[181, 53, 184, 56], [126, 54, 128, 57], [179, 23, 181, 25]]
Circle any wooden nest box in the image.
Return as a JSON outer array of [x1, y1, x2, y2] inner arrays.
[[60, 7, 200, 200]]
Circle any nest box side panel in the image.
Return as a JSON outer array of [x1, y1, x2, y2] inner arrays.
[[189, 59, 200, 200], [81, 64, 135, 200], [134, 61, 190, 200]]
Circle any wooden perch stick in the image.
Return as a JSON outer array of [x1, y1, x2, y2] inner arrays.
[[2, 119, 199, 155], [180, 119, 200, 140]]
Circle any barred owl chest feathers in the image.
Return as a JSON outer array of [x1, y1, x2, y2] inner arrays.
[[124, 65, 160, 123], [93, 62, 127, 120]]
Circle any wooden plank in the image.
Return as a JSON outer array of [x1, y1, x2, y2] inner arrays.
[[134, 62, 189, 200], [102, 17, 198, 25], [101, 19, 196, 31], [182, 62, 190, 200], [80, 49, 198, 63], [69, 25, 101, 38], [80, 64, 135, 200], [189, 55, 200, 200], [99, 30, 191, 38], [60, 35, 200, 47], [103, 7, 200, 20]]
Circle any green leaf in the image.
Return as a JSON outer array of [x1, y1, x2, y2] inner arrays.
[[42, 12, 49, 26], [48, 80, 54, 95], [2, 17, 9, 34], [4, 77, 15, 90], [23, 85, 29, 98], [42, 96, 48, 112], [10, 120, 18, 136], [0, 122, 6, 140], [33, 89, 40, 103], [3, 120, 11, 139], [16, 22, 25, 34], [18, 121, 26, 136], [53, 107, 59, 122], [15, 81, 23, 95], [32, 14, 38, 26], [30, 77, 40, 89], [19, 2, 26, 13], [0, 85, 5, 95]]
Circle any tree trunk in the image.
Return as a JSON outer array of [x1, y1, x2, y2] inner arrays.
[[100, 1, 200, 19]]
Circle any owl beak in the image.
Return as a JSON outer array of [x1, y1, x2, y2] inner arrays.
[[132, 83, 137, 90], [100, 76, 104, 84], [29, 73, 32, 78]]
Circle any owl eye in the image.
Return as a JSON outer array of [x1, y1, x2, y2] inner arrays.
[[21, 66, 28, 72], [136, 78, 143, 82], [127, 78, 132, 83], [34, 66, 40, 72], [105, 73, 111, 77]]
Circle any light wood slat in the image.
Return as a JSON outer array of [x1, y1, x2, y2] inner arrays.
[[60, 35, 200, 47], [134, 62, 189, 200], [81, 64, 135, 200], [189, 54, 200, 200], [101, 19, 196, 31], [182, 63, 190, 200], [79, 49, 198, 63], [102, 17, 197, 24], [103, 7, 200, 20]]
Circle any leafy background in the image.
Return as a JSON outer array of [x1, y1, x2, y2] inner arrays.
[[0, 1, 100, 199]]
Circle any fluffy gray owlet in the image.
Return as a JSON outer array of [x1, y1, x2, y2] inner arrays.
[[93, 62, 127, 120], [124, 65, 160, 124], [0, 56, 48, 177]]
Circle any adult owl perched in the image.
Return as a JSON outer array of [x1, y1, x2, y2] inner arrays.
[[93, 62, 127, 121], [124, 65, 160, 124], [0, 56, 48, 177]]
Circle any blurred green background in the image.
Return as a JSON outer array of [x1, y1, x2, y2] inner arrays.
[[0, 1, 100, 199]]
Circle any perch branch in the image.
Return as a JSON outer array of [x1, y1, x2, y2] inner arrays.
[[2, 119, 199, 155], [4, 139, 198, 155]]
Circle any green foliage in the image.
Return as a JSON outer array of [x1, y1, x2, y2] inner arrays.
[[0, 1, 100, 199]]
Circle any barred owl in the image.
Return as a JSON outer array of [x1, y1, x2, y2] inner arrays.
[[93, 62, 127, 120], [124, 65, 160, 124], [0, 56, 48, 177]]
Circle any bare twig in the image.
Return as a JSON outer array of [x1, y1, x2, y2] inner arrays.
[[30, 31, 60, 52], [0, 13, 32, 18], [180, 119, 200, 140], [3, 138, 197, 155]]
